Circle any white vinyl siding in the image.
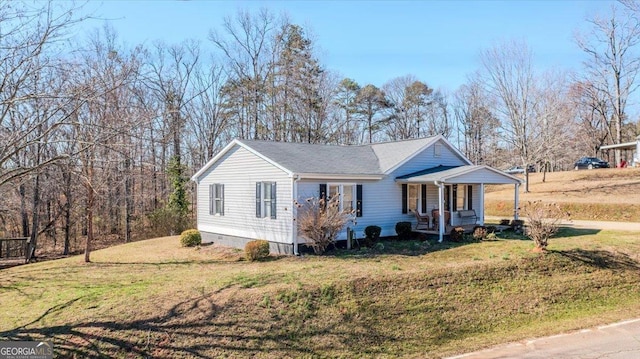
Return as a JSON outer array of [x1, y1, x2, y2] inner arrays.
[[296, 140, 475, 238], [195, 145, 292, 244]]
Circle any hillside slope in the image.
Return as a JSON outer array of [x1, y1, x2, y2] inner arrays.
[[1, 233, 640, 358], [485, 167, 640, 221]]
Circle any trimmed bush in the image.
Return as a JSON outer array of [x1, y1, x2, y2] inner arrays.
[[364, 225, 382, 241], [450, 227, 465, 242], [180, 229, 201, 247], [486, 225, 497, 234], [472, 226, 487, 240], [500, 219, 510, 226], [510, 219, 525, 233], [395, 221, 412, 240], [245, 240, 270, 261]]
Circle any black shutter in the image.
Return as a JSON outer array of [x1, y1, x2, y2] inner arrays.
[[319, 184, 327, 199], [356, 184, 363, 217], [401, 184, 408, 214], [255, 182, 261, 218], [220, 184, 225, 216], [209, 184, 214, 215], [319, 183, 327, 209], [444, 186, 450, 211], [467, 185, 472, 210], [452, 185, 458, 211], [421, 184, 427, 213], [270, 182, 277, 219]]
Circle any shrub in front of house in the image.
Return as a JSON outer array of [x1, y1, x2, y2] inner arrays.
[[520, 200, 570, 251], [180, 229, 201, 247], [510, 219, 525, 233], [364, 225, 381, 244], [295, 196, 355, 254], [395, 221, 412, 240], [486, 225, 497, 234], [449, 227, 465, 242], [472, 226, 487, 240], [245, 240, 270, 261]]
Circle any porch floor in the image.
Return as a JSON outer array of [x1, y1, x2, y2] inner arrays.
[[413, 224, 512, 236], [413, 224, 477, 235]]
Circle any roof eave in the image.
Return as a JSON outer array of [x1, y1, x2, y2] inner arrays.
[[296, 173, 384, 180]]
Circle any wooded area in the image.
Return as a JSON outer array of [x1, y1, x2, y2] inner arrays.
[[1, 2, 639, 261]]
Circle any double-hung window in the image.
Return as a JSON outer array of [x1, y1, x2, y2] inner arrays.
[[452, 184, 473, 211], [256, 182, 277, 219], [407, 184, 419, 213], [329, 184, 355, 212], [320, 183, 363, 217], [209, 183, 224, 216]]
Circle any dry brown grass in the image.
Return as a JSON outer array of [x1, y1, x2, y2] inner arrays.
[[2, 231, 640, 358], [486, 167, 640, 221]]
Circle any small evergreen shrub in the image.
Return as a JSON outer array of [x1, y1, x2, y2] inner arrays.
[[245, 240, 270, 261], [500, 219, 510, 226], [450, 227, 465, 242], [364, 225, 382, 241], [180, 229, 201, 247], [395, 221, 412, 240], [472, 226, 487, 240], [510, 219, 525, 233], [486, 225, 497, 234]]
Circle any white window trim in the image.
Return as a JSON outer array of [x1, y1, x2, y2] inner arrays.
[[260, 182, 273, 218], [213, 183, 224, 216], [407, 183, 420, 214], [328, 183, 356, 212]]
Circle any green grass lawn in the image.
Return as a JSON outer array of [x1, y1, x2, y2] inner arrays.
[[1, 229, 640, 358]]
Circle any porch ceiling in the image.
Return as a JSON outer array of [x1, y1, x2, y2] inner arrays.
[[395, 165, 522, 185]]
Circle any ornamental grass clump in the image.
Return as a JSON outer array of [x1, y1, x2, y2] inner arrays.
[[520, 200, 570, 251], [295, 195, 355, 255]]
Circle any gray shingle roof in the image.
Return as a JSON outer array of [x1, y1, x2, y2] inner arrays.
[[237, 137, 439, 176]]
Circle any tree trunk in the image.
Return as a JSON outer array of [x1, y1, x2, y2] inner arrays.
[[84, 165, 94, 263], [19, 183, 29, 238], [124, 157, 132, 243], [27, 172, 40, 263]]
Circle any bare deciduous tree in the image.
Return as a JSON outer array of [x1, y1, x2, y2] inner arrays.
[[576, 3, 640, 165]]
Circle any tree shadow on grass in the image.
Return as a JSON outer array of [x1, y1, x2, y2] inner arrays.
[[0, 289, 396, 358], [551, 248, 640, 271], [556, 227, 601, 237]]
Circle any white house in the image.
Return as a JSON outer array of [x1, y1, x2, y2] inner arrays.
[[191, 135, 523, 254]]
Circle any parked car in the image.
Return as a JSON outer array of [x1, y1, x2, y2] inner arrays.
[[504, 165, 535, 174], [574, 157, 609, 170]]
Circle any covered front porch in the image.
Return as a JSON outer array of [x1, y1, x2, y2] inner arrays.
[[396, 165, 523, 242]]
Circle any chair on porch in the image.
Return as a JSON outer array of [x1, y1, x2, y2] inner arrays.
[[431, 209, 451, 229], [412, 210, 431, 230]]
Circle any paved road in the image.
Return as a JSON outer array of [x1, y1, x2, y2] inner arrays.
[[448, 318, 640, 359], [485, 216, 640, 232]]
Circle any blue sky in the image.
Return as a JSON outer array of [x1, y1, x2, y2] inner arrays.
[[83, 0, 613, 91]]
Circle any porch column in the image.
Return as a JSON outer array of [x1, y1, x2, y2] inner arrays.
[[438, 182, 444, 243], [479, 183, 485, 225], [514, 183, 520, 220]]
